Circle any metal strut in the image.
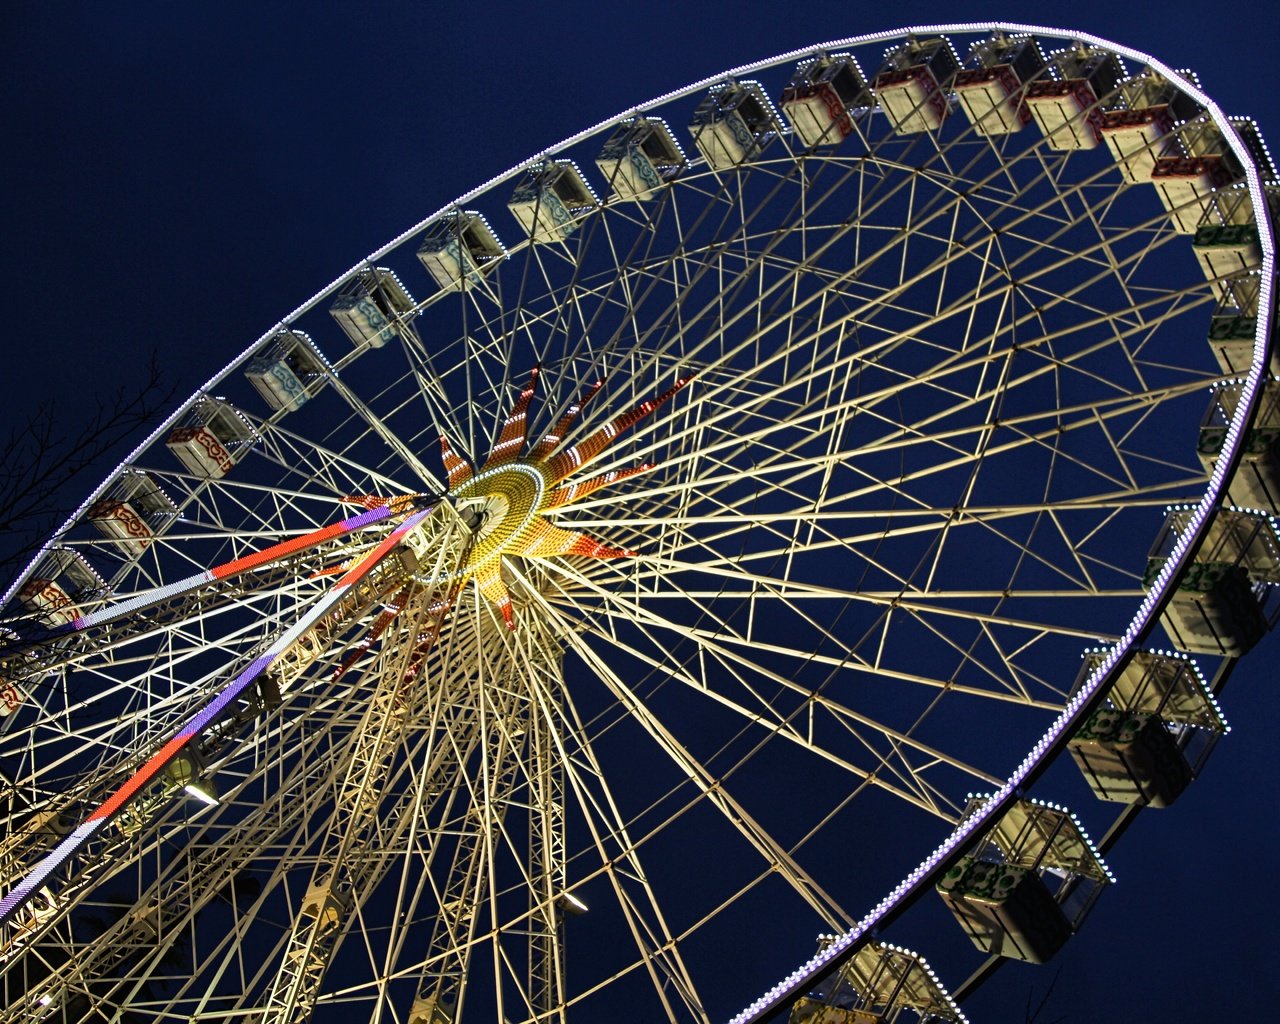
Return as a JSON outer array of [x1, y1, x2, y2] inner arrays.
[[408, 662, 530, 1024], [259, 504, 474, 1023], [0, 505, 434, 931]]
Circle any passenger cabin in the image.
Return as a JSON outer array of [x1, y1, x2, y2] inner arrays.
[[1025, 45, 1123, 150], [780, 55, 873, 147], [1214, 180, 1280, 229], [595, 118, 685, 201], [165, 396, 259, 479], [417, 210, 506, 291], [873, 37, 959, 134], [17, 549, 106, 629], [1101, 107, 1176, 181], [1192, 224, 1262, 303], [1150, 155, 1240, 233], [936, 797, 1111, 964], [1148, 116, 1271, 233], [1068, 648, 1226, 807], [86, 472, 177, 557], [507, 160, 598, 242], [1199, 381, 1280, 512], [688, 81, 780, 170], [1144, 506, 1280, 656], [244, 330, 332, 413], [1118, 66, 1202, 120], [1179, 115, 1273, 168], [1206, 305, 1271, 376], [0, 677, 20, 719], [789, 939, 964, 1023], [1219, 271, 1263, 324], [329, 267, 416, 349], [953, 34, 1044, 136], [1100, 69, 1200, 183]]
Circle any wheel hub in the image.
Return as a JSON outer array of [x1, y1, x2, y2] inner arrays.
[[433, 368, 692, 627], [452, 463, 548, 569]]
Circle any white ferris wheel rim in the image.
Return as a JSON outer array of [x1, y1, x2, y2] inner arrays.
[[0, 21, 1273, 1024]]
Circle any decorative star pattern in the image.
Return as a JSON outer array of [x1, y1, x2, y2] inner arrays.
[[337, 368, 692, 633], [441, 366, 693, 628]]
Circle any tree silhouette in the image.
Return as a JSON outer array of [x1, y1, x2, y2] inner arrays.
[[0, 357, 175, 588]]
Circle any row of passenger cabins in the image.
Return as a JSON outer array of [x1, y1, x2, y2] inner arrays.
[[6, 37, 1276, 704], [6, 29, 1275, 635], [409, 33, 1275, 292], [421, 33, 1275, 257], [6, 31, 1276, 661], [158, 28, 1280, 453], [753, 40, 1278, 1014], [787, 629, 1233, 1024], [920, 57, 1280, 987], [791, 642, 1235, 1017], [147, 33, 1280, 553]]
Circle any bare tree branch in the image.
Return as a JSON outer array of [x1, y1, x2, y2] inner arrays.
[[0, 355, 177, 588], [1025, 966, 1067, 1024]]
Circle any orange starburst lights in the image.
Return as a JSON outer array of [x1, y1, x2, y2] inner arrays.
[[441, 366, 693, 628]]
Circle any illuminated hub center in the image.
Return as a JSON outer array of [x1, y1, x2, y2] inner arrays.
[[432, 366, 693, 628], [453, 464, 548, 570]]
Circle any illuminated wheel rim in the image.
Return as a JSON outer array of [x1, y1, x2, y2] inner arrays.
[[1, 23, 1273, 1023]]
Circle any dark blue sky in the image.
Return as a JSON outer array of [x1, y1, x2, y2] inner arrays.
[[3, 2, 1276, 1020]]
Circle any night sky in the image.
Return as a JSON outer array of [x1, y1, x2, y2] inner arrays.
[[3, 2, 1277, 1020]]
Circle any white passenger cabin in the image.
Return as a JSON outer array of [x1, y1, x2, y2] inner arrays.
[[17, 549, 106, 628], [872, 37, 959, 134], [1068, 648, 1225, 807], [789, 939, 964, 1024], [165, 397, 259, 479], [1206, 304, 1270, 376], [417, 211, 506, 291], [1145, 507, 1280, 656], [780, 54, 872, 147], [1151, 154, 1240, 233], [688, 81, 781, 170], [86, 472, 177, 556], [244, 330, 332, 413], [1192, 224, 1262, 303], [1198, 381, 1280, 514], [953, 34, 1044, 136], [1025, 46, 1123, 150], [0, 628, 42, 719], [937, 797, 1110, 965], [1100, 69, 1200, 182], [329, 267, 416, 349], [595, 118, 685, 201], [507, 161, 598, 242], [1147, 116, 1271, 233]]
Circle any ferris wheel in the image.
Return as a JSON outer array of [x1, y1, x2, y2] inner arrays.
[[1, 21, 1275, 1024]]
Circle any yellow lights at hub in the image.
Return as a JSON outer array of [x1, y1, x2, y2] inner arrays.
[[437, 367, 693, 628]]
